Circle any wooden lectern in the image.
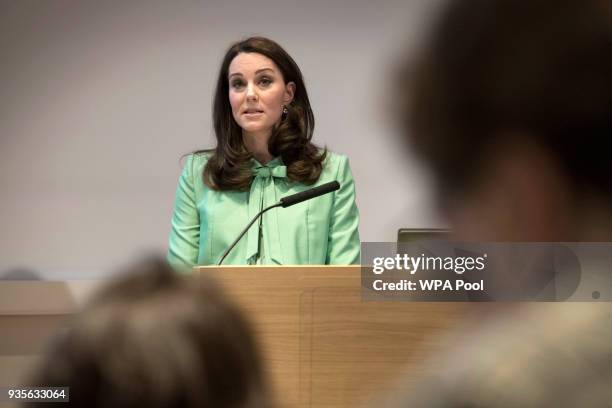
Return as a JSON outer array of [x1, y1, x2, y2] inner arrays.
[[0, 267, 481, 408], [196, 266, 479, 408]]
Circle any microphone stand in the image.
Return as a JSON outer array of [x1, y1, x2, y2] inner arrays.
[[216, 181, 340, 266], [217, 202, 282, 265]]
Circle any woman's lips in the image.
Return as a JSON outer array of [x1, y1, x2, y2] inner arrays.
[[243, 109, 264, 118]]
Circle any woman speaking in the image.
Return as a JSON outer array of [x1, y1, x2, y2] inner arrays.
[[167, 37, 360, 268]]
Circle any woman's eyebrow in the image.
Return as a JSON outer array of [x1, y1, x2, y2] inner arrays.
[[228, 68, 274, 79]]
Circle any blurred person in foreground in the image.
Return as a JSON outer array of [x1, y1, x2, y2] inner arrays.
[[386, 0, 612, 406], [25, 257, 270, 408], [405, 0, 612, 243]]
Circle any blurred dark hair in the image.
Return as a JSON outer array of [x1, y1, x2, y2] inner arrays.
[[405, 0, 612, 203], [26, 257, 269, 408], [203, 36, 326, 191]]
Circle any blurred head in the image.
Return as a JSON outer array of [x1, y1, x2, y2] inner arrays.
[[205, 36, 325, 191], [402, 0, 612, 240], [27, 257, 269, 408]]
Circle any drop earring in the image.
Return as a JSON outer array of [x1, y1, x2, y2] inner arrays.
[[282, 105, 288, 119]]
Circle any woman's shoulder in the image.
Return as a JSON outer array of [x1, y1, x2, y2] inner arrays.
[[322, 150, 351, 171], [190, 150, 213, 163], [320, 150, 353, 182], [183, 150, 213, 172]]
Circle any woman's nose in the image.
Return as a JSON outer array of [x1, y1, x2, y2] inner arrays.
[[246, 82, 258, 101]]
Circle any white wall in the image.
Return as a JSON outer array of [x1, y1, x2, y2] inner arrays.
[[0, 0, 445, 278]]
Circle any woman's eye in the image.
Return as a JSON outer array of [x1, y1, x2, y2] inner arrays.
[[231, 80, 245, 89], [259, 77, 272, 86]]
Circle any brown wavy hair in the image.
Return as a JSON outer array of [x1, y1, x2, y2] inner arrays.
[[202, 37, 326, 191]]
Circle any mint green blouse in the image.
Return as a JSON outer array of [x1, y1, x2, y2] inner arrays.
[[167, 152, 360, 268]]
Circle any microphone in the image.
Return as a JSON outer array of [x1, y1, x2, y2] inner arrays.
[[217, 181, 341, 265], [280, 181, 340, 207]]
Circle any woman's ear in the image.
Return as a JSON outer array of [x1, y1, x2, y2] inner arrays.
[[284, 82, 296, 103]]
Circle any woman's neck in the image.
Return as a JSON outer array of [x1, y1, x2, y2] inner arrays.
[[243, 130, 273, 164]]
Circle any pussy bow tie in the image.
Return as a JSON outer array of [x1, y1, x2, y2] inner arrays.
[[246, 160, 287, 264]]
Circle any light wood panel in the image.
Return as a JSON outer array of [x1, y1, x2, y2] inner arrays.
[[197, 266, 480, 407]]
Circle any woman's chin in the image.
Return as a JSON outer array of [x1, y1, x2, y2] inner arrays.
[[241, 124, 273, 135]]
